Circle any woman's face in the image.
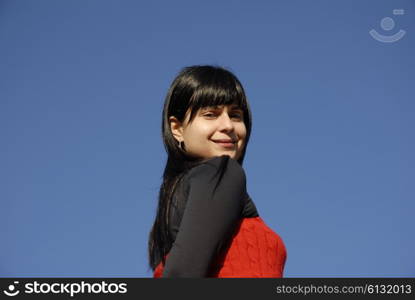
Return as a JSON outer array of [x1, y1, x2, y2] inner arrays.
[[170, 104, 247, 161]]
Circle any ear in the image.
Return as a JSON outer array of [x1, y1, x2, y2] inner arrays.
[[169, 116, 183, 143]]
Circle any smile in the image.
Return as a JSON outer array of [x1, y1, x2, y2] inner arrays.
[[212, 140, 236, 148]]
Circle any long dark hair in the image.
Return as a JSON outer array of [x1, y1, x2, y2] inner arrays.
[[147, 65, 253, 271]]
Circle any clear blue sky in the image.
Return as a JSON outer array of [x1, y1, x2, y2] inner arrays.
[[1, 0, 414, 277]]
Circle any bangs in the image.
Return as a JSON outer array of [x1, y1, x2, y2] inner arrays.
[[186, 74, 248, 123]]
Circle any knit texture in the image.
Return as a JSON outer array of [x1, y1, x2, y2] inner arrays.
[[153, 216, 287, 278]]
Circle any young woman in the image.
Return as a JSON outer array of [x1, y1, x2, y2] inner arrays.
[[148, 65, 287, 277]]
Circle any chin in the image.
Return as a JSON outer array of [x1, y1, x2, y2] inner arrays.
[[218, 152, 236, 159]]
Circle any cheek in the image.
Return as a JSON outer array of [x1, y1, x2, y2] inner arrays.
[[185, 122, 214, 140], [201, 121, 217, 134], [236, 124, 247, 138]]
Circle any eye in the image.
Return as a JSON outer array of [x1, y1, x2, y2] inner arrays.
[[203, 112, 217, 118], [230, 112, 243, 120]]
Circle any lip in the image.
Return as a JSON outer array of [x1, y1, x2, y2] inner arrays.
[[212, 139, 237, 148]]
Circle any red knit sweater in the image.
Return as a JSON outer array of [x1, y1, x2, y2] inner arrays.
[[153, 216, 287, 278]]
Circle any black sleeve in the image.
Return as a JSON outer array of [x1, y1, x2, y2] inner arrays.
[[162, 155, 246, 277]]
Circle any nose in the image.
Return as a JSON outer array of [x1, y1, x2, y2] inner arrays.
[[218, 112, 235, 132]]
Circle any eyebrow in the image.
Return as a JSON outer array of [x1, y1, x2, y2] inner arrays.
[[202, 105, 242, 111]]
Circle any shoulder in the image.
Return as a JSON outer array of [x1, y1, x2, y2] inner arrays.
[[186, 155, 246, 184]]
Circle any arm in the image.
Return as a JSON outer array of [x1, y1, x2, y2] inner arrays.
[[162, 155, 246, 277]]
